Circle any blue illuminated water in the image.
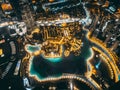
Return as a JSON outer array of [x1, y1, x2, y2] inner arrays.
[[29, 31, 92, 80]]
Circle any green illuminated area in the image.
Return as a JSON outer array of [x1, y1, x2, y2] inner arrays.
[[18, 0, 120, 89], [24, 29, 119, 85]]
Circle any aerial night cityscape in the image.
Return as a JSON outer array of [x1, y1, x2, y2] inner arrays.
[[0, 0, 120, 90]]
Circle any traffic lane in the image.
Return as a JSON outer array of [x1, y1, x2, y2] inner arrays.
[[0, 42, 11, 63], [0, 40, 19, 63]]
